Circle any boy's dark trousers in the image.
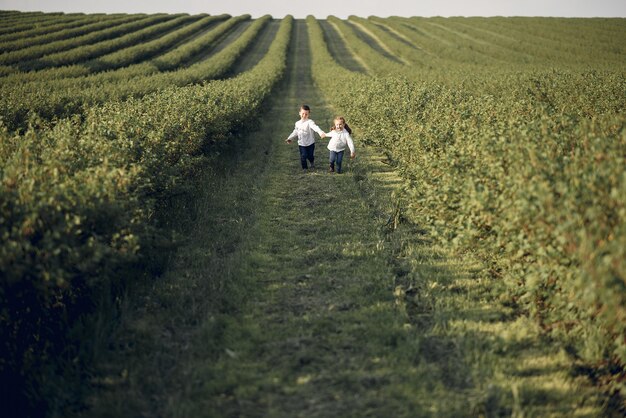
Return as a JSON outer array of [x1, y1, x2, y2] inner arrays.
[[299, 144, 315, 169]]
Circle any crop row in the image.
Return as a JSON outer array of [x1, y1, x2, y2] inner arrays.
[[0, 14, 191, 78], [0, 12, 112, 42], [322, 16, 626, 89], [0, 13, 145, 55], [0, 14, 191, 71], [0, 15, 292, 406], [8, 14, 183, 73], [308, 15, 626, 395], [0, 15, 268, 132], [1, 14, 241, 84], [431, 17, 625, 65]]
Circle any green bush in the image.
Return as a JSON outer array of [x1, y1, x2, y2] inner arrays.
[[0, 15, 292, 411], [308, 15, 626, 396]]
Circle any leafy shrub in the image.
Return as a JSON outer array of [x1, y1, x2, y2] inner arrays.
[[308, 15, 626, 396]]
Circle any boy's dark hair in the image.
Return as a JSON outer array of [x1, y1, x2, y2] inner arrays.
[[300, 104, 311, 111]]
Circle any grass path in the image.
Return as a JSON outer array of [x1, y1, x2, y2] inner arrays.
[[78, 20, 608, 418], [175, 20, 431, 416]]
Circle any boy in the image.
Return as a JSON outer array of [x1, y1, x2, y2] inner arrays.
[[285, 104, 326, 172]]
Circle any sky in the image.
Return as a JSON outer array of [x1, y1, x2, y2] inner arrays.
[[1, 0, 625, 19]]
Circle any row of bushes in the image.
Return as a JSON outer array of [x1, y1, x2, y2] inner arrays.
[[308, 15, 626, 397], [0, 12, 84, 39], [328, 16, 626, 89], [0, 14, 187, 69], [24, 14, 227, 72], [0, 12, 126, 48], [0, 16, 269, 132], [27, 14, 249, 81], [0, 15, 292, 414], [0, 13, 139, 54]]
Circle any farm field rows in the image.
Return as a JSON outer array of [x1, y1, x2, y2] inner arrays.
[[0, 11, 624, 417]]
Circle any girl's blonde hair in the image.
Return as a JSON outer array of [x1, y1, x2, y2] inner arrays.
[[330, 116, 352, 134]]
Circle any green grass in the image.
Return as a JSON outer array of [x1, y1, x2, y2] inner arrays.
[[74, 20, 610, 418]]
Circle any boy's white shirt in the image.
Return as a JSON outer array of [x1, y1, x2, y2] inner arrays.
[[288, 119, 325, 146], [326, 129, 355, 153]]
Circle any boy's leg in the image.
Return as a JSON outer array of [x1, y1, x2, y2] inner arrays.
[[336, 151, 345, 173], [298, 146, 308, 169], [307, 143, 315, 168]]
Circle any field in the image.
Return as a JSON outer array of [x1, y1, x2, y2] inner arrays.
[[0, 10, 625, 417]]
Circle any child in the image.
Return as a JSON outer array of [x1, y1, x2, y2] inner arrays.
[[325, 116, 355, 173], [285, 104, 326, 172]]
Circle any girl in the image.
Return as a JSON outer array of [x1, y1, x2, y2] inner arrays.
[[325, 116, 355, 173]]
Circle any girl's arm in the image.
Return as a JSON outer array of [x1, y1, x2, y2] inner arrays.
[[346, 133, 356, 157]]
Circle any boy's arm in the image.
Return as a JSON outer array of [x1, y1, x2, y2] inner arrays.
[[309, 120, 326, 138], [285, 126, 298, 143]]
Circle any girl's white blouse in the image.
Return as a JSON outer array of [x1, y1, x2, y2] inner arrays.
[[326, 129, 355, 153]]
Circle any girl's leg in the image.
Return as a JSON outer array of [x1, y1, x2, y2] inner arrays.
[[298, 146, 308, 169], [336, 150, 345, 173], [329, 151, 337, 172]]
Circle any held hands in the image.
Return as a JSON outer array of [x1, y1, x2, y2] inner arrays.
[[321, 132, 327, 138]]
